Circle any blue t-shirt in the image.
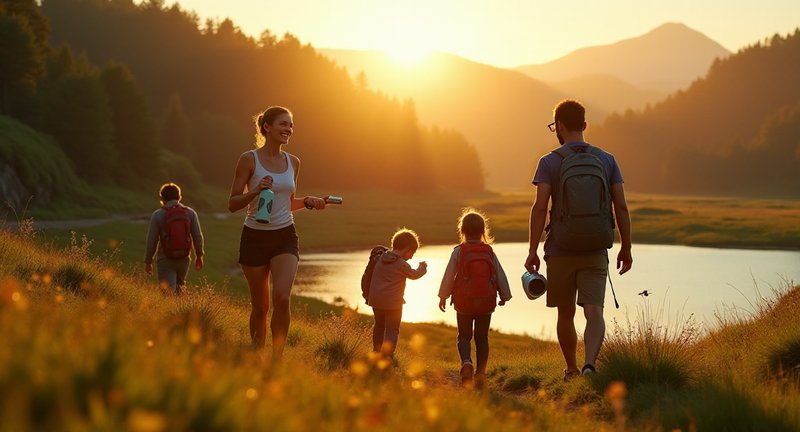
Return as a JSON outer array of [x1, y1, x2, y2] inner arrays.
[[532, 141, 624, 257]]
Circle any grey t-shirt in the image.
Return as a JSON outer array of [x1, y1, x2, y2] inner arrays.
[[144, 200, 204, 264], [532, 141, 624, 257]]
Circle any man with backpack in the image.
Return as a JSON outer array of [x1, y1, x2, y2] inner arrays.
[[145, 183, 205, 295], [525, 99, 633, 380]]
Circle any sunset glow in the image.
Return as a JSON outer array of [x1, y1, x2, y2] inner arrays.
[[385, 45, 431, 66], [163, 0, 800, 67]]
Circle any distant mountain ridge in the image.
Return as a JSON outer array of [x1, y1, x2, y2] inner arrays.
[[321, 49, 570, 188], [547, 73, 666, 115], [321, 23, 736, 188], [516, 23, 731, 93], [591, 28, 800, 196]]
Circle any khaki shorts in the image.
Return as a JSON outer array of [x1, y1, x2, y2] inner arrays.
[[545, 254, 608, 308]]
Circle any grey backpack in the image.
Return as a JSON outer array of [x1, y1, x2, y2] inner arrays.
[[549, 144, 615, 251]]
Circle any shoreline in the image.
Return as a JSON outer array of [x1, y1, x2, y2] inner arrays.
[[299, 238, 800, 254]]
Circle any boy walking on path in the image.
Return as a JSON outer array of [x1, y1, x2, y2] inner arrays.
[[369, 228, 428, 358], [525, 99, 633, 379], [145, 183, 205, 295]]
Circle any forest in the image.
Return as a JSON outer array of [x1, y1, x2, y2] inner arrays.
[[2, 0, 799, 216], [1, 0, 484, 212], [591, 30, 800, 196]]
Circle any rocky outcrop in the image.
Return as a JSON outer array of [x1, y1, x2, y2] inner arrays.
[[0, 162, 51, 211]]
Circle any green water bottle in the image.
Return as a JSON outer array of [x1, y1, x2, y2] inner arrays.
[[256, 189, 274, 223]]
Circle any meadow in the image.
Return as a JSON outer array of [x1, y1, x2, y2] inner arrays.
[[1, 195, 800, 431], [23, 190, 800, 298]]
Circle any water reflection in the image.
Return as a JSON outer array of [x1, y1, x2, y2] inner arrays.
[[297, 243, 800, 341]]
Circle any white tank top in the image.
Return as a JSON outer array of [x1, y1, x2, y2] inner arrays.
[[244, 150, 295, 230]]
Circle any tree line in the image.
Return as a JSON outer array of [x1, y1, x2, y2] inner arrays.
[[0, 0, 484, 211], [591, 30, 800, 197]]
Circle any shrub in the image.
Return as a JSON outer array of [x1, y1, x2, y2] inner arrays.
[[766, 335, 800, 380], [53, 264, 93, 294], [595, 305, 700, 394], [313, 313, 370, 371]]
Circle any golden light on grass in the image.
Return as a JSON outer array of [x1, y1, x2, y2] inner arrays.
[[102, 269, 115, 280], [80, 281, 94, 293], [423, 397, 440, 422], [350, 360, 369, 377], [346, 395, 362, 408], [42, 274, 52, 285], [10, 289, 29, 311], [606, 380, 628, 426], [406, 360, 425, 378], [245, 388, 259, 400], [409, 333, 426, 352], [187, 325, 202, 344], [107, 238, 120, 249], [97, 298, 107, 309], [376, 357, 391, 370], [126, 408, 167, 432], [266, 381, 285, 400], [31, 273, 40, 282], [55, 294, 64, 303], [1, 278, 20, 304], [411, 379, 425, 390]]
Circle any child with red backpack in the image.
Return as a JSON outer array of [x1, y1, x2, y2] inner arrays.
[[144, 183, 205, 295], [438, 209, 511, 388]]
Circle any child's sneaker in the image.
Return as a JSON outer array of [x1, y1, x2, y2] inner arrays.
[[581, 364, 597, 376], [563, 368, 580, 381], [460, 362, 474, 386]]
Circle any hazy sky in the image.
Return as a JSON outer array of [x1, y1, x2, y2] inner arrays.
[[165, 0, 800, 67]]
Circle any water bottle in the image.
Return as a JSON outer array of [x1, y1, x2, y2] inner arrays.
[[256, 189, 274, 223]]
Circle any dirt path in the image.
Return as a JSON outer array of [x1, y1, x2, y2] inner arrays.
[[2, 213, 152, 230]]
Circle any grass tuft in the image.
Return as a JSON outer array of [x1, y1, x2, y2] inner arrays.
[[313, 313, 371, 371]]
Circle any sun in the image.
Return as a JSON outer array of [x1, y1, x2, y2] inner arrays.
[[386, 45, 431, 66], [381, 23, 434, 67]]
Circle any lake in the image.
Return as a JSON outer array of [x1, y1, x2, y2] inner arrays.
[[294, 243, 800, 341]]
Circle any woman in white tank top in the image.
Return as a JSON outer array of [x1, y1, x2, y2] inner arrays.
[[227, 106, 328, 360]]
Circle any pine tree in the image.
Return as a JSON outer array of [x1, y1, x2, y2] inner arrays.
[[101, 61, 158, 182], [159, 93, 191, 158], [0, 13, 43, 115]]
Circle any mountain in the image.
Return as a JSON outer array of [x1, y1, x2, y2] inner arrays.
[[516, 23, 731, 93], [590, 29, 800, 196], [547, 74, 666, 115], [321, 49, 572, 188]]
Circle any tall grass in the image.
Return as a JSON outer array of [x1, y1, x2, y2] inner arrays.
[[2, 224, 800, 431]]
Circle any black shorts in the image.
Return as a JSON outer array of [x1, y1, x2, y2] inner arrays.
[[238, 224, 299, 267]]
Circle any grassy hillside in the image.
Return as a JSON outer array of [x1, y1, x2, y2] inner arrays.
[[2, 219, 799, 430], [0, 115, 91, 214]]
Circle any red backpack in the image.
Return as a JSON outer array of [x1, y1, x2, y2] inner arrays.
[[451, 243, 498, 315], [161, 204, 192, 259]]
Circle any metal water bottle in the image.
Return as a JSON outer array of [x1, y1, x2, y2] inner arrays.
[[256, 189, 274, 223]]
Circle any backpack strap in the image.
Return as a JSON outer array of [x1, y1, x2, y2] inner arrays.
[[552, 146, 573, 159]]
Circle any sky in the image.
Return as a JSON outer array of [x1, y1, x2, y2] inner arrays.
[[164, 0, 800, 67]]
